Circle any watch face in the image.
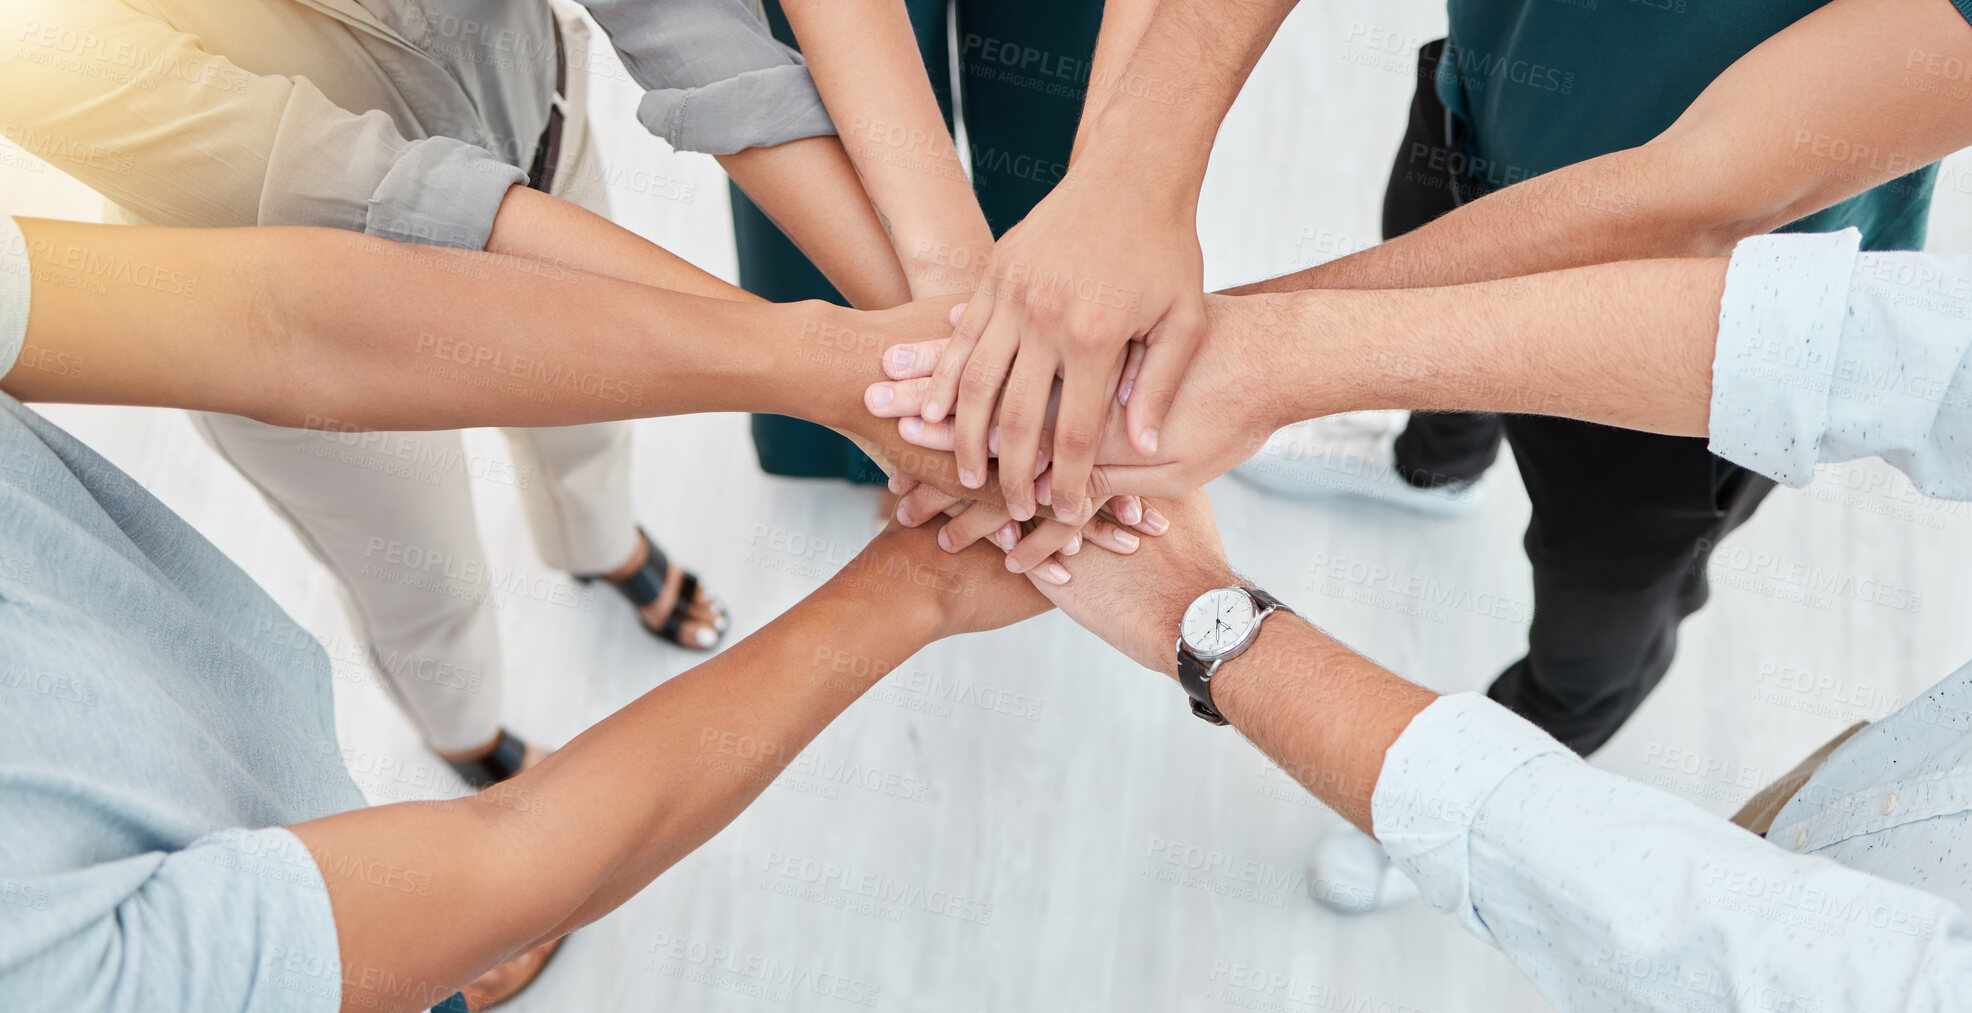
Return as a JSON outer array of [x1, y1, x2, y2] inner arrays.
[[1181, 587, 1257, 659]]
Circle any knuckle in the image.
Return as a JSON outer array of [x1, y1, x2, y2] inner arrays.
[[959, 362, 1003, 400], [1055, 421, 1098, 454]]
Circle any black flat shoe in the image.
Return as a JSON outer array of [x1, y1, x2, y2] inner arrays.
[[446, 728, 529, 789], [578, 527, 728, 650]]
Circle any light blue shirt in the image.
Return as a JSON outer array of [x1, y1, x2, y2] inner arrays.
[[1373, 229, 1972, 1011], [0, 218, 360, 1012]]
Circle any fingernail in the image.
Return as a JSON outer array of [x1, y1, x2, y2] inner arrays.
[[901, 417, 924, 436], [1141, 429, 1159, 453], [888, 346, 915, 370], [994, 523, 1017, 551], [1056, 500, 1081, 525], [895, 504, 915, 526], [924, 401, 942, 421], [1063, 535, 1082, 556], [1033, 456, 1048, 480], [1118, 379, 1133, 405], [1010, 501, 1034, 523], [694, 627, 718, 648], [1143, 507, 1170, 535], [869, 385, 893, 408], [1005, 555, 1026, 574], [1114, 530, 1140, 551], [888, 474, 906, 494], [937, 527, 954, 552], [988, 428, 1000, 455], [960, 468, 982, 489], [1120, 500, 1143, 525], [1041, 562, 1071, 585]]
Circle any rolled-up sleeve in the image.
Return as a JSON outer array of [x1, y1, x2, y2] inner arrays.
[[1373, 693, 1972, 1012], [0, 828, 342, 1012], [577, 0, 835, 154], [1709, 230, 1972, 499], [1, 1, 523, 249]]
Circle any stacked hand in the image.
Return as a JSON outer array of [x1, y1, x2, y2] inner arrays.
[[916, 167, 1209, 530], [862, 294, 1297, 576]]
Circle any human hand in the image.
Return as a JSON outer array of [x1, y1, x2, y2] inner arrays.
[[886, 475, 1173, 582], [834, 521, 1051, 641], [867, 294, 1293, 504], [1020, 490, 1236, 678], [919, 169, 1208, 528]]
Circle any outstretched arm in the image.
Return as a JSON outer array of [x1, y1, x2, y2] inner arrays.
[[287, 527, 1043, 1013], [1034, 491, 1972, 1013], [782, 0, 994, 298], [1237, 0, 1972, 294], [925, 0, 1301, 529]]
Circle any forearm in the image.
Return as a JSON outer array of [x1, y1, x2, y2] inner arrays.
[[1207, 618, 1436, 832], [783, 0, 992, 297], [290, 569, 942, 1013], [718, 136, 915, 308], [1238, 0, 1972, 295], [5, 218, 876, 432], [484, 184, 758, 301], [1073, 0, 1299, 199], [1255, 257, 1728, 437], [1238, 143, 1732, 293], [1070, 0, 1160, 162]]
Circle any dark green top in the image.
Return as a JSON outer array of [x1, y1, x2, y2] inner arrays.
[[1434, 0, 1962, 250]]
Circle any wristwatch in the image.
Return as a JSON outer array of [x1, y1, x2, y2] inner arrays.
[[1176, 586, 1293, 725]]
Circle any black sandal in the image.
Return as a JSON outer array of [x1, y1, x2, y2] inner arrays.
[[579, 527, 727, 650], [447, 728, 530, 789]]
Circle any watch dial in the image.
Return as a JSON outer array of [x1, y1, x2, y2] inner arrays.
[[1182, 588, 1257, 658]]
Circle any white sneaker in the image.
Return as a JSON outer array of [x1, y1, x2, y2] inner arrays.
[[1306, 827, 1419, 915], [1231, 412, 1483, 517]]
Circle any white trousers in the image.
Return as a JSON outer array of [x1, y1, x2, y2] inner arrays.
[[193, 9, 637, 753]]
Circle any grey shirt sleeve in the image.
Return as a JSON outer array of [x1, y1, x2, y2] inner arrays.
[[577, 0, 837, 154], [0, 827, 343, 1013], [0, 218, 26, 375]]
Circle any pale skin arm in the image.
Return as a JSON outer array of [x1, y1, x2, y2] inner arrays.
[[782, 0, 994, 297], [930, 0, 1302, 529], [1236, 0, 1972, 295]]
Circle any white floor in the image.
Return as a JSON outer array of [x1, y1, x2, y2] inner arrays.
[[9, 3, 1972, 1011]]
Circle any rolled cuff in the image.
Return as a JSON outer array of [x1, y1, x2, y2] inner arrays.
[[362, 137, 527, 251], [637, 65, 836, 155], [1707, 229, 1863, 487], [1370, 692, 1570, 945]]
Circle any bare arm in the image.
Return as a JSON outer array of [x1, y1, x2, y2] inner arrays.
[[288, 527, 1044, 1013], [484, 142, 913, 310], [1, 218, 964, 486], [1238, 0, 1972, 294], [869, 256, 1732, 498], [782, 0, 993, 297], [926, 0, 1302, 529]]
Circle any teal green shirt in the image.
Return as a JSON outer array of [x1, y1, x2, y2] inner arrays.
[[1433, 0, 1957, 250]]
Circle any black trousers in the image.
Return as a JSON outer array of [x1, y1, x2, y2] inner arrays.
[[1382, 41, 1777, 755]]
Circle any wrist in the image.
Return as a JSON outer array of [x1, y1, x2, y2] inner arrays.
[[1068, 112, 1206, 220], [1264, 289, 1392, 426], [777, 300, 886, 433]]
